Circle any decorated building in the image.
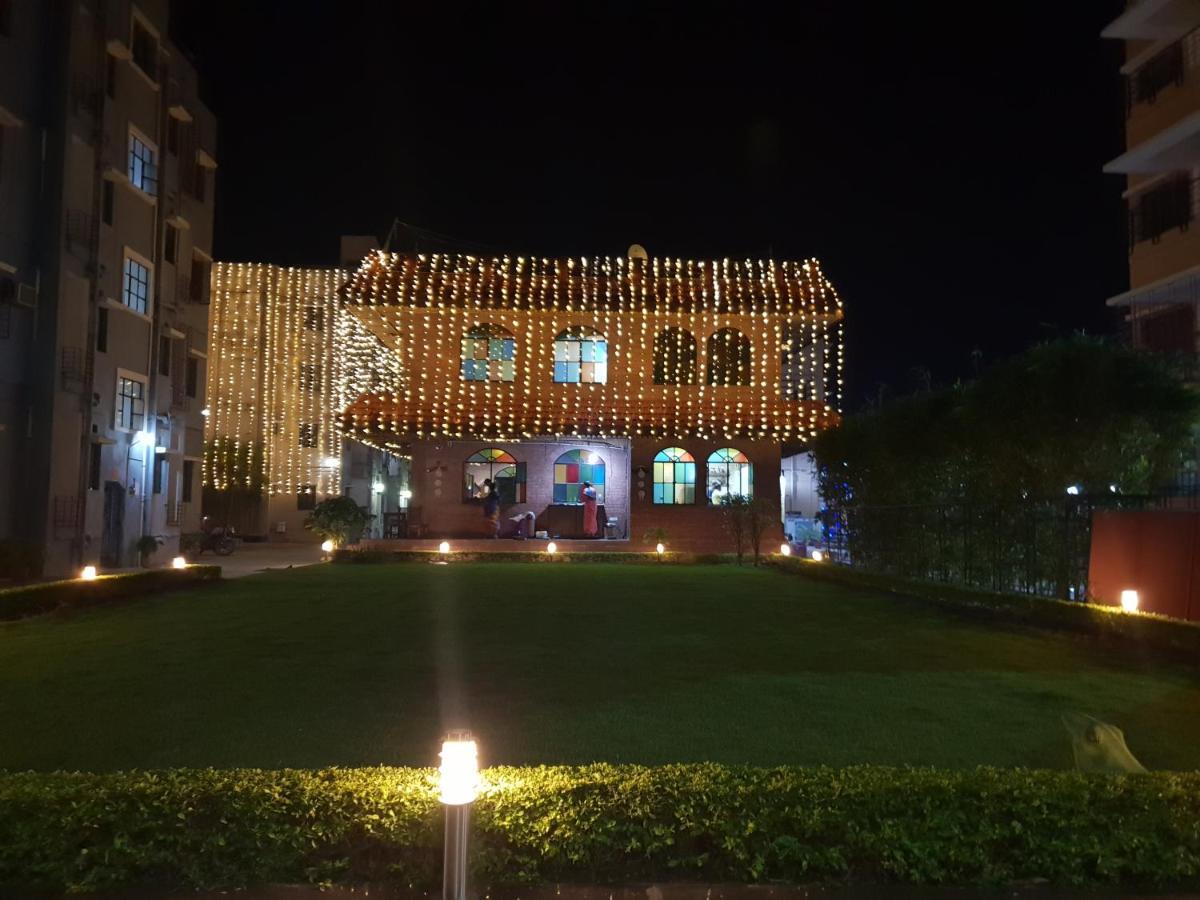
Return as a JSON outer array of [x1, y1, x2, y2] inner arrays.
[[206, 246, 843, 551]]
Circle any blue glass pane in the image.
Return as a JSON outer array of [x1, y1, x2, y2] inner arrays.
[[553, 484, 568, 502], [595, 341, 608, 362], [653, 483, 665, 504], [502, 338, 514, 359], [553, 361, 568, 382], [580, 341, 594, 363], [566, 362, 580, 382], [592, 466, 604, 485]]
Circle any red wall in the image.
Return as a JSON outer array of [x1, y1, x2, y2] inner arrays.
[[1088, 510, 1200, 620]]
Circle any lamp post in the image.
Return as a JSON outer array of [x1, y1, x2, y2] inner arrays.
[[439, 731, 479, 900]]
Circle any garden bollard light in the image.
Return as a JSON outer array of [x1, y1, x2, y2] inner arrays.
[[1121, 589, 1139, 613], [547, 541, 557, 555], [80, 565, 98, 581], [811, 549, 824, 563], [780, 543, 791, 556], [439, 731, 479, 900], [171, 556, 187, 569]]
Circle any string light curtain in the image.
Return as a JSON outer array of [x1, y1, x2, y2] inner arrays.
[[339, 251, 844, 445]]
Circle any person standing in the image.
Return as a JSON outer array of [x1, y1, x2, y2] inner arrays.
[[579, 480, 599, 538], [482, 479, 501, 538]]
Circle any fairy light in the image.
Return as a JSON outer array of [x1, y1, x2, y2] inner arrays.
[[207, 252, 844, 494]]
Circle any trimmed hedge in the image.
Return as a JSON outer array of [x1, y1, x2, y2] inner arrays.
[[0, 566, 221, 621], [770, 556, 1200, 661], [1, 765, 1199, 893], [334, 549, 730, 565]]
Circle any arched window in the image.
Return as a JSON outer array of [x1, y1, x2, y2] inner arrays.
[[653, 328, 697, 385], [706, 448, 753, 505], [706, 328, 751, 386], [553, 449, 606, 503], [463, 448, 525, 503], [652, 447, 696, 505], [461, 323, 516, 382], [553, 326, 607, 383]]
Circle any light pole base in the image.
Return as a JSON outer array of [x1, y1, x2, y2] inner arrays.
[[443, 802, 471, 900]]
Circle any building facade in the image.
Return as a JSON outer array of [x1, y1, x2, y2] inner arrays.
[[206, 249, 844, 551], [0, 0, 215, 577], [1103, 3, 1200, 349]]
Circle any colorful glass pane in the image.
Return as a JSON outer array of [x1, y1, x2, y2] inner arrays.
[[552, 449, 605, 503], [652, 447, 696, 505]]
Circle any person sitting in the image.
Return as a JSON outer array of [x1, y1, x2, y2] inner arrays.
[[502, 510, 536, 540]]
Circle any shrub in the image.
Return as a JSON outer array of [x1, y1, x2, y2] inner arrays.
[[1, 765, 1199, 893], [305, 496, 369, 546], [0, 567, 221, 621]]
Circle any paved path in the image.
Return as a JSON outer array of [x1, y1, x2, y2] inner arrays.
[[204, 542, 325, 579]]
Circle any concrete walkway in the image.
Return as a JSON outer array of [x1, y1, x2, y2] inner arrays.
[[201, 541, 325, 579]]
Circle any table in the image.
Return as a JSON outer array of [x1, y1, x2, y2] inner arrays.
[[540, 503, 607, 539]]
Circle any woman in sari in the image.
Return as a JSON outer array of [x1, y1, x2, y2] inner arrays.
[[579, 480, 599, 538]]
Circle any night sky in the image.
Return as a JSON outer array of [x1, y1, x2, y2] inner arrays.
[[172, 2, 1127, 408]]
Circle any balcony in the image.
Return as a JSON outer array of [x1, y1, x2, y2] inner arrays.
[[1104, 0, 1200, 40]]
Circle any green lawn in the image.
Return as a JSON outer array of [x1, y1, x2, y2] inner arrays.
[[2, 562, 1200, 772]]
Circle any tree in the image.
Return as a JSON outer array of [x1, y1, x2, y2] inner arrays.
[[719, 495, 750, 564], [305, 496, 369, 547], [747, 497, 776, 566]]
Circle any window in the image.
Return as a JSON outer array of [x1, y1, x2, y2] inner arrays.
[[461, 323, 516, 382], [653, 327, 697, 385], [105, 54, 117, 99], [183, 356, 198, 398], [96, 307, 108, 353], [303, 307, 325, 332], [553, 325, 607, 383], [193, 162, 206, 201], [122, 251, 151, 314], [1130, 176, 1193, 246], [297, 484, 316, 511], [88, 443, 102, 491], [158, 335, 171, 376], [128, 129, 157, 196], [152, 453, 165, 494], [706, 328, 751, 386], [164, 223, 178, 265], [299, 362, 322, 392], [652, 447, 696, 505], [463, 448, 525, 504], [182, 459, 194, 503], [115, 373, 146, 431], [189, 255, 207, 303], [298, 423, 318, 448], [706, 448, 753, 505], [130, 13, 158, 81], [167, 116, 179, 155], [553, 449, 605, 504], [102, 180, 114, 225]]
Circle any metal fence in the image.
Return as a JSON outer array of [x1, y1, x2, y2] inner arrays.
[[822, 492, 1199, 601]]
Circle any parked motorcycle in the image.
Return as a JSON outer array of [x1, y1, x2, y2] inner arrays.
[[186, 520, 239, 558]]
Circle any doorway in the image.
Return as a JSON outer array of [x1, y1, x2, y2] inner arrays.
[[101, 480, 124, 566]]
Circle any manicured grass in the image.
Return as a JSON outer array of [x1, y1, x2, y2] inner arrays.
[[2, 563, 1200, 771]]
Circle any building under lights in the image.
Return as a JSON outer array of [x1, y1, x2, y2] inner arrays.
[[0, 0, 216, 576], [205, 244, 843, 551]]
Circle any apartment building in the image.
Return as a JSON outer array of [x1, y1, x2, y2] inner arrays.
[[0, 0, 216, 577], [1104, 2, 1200, 349]]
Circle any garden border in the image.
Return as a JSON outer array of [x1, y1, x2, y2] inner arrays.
[[0, 566, 222, 621], [769, 557, 1200, 661]]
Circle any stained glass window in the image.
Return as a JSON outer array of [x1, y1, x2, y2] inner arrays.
[[553, 326, 607, 383], [461, 323, 516, 382], [553, 449, 605, 504], [652, 447, 696, 505], [707, 447, 753, 504], [463, 448, 525, 503]]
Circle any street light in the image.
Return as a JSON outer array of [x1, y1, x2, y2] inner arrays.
[[439, 731, 479, 900]]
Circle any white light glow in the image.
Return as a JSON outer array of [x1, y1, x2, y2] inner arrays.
[[200, 406, 211, 418], [811, 549, 825, 563], [656, 542, 665, 554], [780, 543, 792, 556], [155, 445, 167, 454], [321, 539, 334, 553], [1121, 589, 1139, 613], [323, 456, 340, 469], [171, 556, 187, 569], [547, 541, 557, 554], [1066, 485, 1081, 496], [80, 565, 98, 580], [438, 734, 479, 805], [398, 489, 413, 500], [371, 480, 385, 493], [439, 541, 451, 555], [586, 452, 600, 465]]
